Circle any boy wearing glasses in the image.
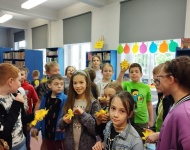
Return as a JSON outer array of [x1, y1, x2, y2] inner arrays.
[[117, 63, 154, 138]]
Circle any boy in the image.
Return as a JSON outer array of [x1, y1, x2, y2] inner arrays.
[[19, 66, 39, 150], [117, 63, 154, 137], [31, 74, 67, 150], [0, 63, 25, 149], [31, 70, 40, 89]]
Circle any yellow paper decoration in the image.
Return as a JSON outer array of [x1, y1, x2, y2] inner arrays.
[[142, 129, 154, 140], [95, 109, 107, 117], [30, 109, 49, 127], [120, 59, 130, 69], [132, 43, 139, 53], [66, 109, 74, 120]]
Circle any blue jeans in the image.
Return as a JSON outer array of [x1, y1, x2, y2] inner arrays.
[[12, 137, 27, 150]]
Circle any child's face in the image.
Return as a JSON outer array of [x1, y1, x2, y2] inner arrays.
[[73, 74, 87, 98], [129, 67, 142, 82], [48, 79, 64, 95], [20, 70, 27, 83], [102, 65, 113, 80], [109, 97, 128, 128], [92, 57, 101, 68], [66, 67, 75, 78], [47, 65, 60, 77], [104, 87, 116, 104]]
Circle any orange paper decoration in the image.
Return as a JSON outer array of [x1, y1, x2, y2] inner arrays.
[[159, 41, 168, 53], [124, 44, 130, 54]]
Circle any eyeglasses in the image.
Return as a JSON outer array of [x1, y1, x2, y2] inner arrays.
[[157, 74, 172, 79], [152, 79, 160, 86]]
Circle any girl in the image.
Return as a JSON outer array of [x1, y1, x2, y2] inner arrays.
[[93, 81, 123, 149], [96, 63, 114, 97], [93, 91, 143, 150], [58, 70, 100, 150], [92, 55, 103, 83]]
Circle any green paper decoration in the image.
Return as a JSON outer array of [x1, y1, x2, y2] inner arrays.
[[169, 40, 178, 52], [117, 44, 124, 54]]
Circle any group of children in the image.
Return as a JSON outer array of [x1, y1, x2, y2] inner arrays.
[[1, 54, 190, 150]]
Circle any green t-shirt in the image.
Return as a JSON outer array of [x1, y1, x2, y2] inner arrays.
[[122, 81, 152, 124]]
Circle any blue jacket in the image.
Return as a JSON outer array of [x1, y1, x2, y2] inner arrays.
[[35, 91, 67, 141], [104, 121, 144, 150]]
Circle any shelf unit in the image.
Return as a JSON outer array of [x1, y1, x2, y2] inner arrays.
[[86, 50, 117, 80], [175, 47, 190, 57], [46, 47, 64, 75], [2, 49, 43, 82], [0, 47, 12, 63]]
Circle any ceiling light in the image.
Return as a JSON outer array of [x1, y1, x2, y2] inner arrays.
[[21, 0, 47, 9], [0, 14, 13, 23]]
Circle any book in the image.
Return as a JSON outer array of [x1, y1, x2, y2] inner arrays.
[[96, 53, 102, 60], [103, 52, 110, 60], [88, 52, 92, 60]]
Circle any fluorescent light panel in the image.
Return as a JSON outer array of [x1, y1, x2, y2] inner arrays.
[[21, 0, 47, 9], [0, 14, 13, 23]]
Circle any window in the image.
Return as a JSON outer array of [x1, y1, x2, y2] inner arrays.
[[64, 43, 91, 70], [14, 40, 26, 50]]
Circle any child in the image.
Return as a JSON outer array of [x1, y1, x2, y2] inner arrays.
[[58, 70, 100, 150], [0, 63, 26, 149], [95, 81, 123, 147], [93, 91, 143, 150], [19, 66, 39, 150], [19, 66, 39, 114], [92, 55, 103, 83], [96, 63, 114, 97], [84, 67, 99, 99], [31, 74, 67, 150], [117, 63, 154, 138], [31, 70, 40, 89], [63, 66, 76, 95], [35, 61, 60, 110]]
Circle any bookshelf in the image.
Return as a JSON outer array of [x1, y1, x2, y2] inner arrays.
[[86, 50, 117, 80], [0, 47, 12, 63], [2, 49, 43, 82], [175, 47, 190, 57], [46, 47, 64, 75]]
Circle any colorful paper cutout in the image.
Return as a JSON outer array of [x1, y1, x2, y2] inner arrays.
[[169, 40, 178, 52], [149, 42, 157, 53], [140, 42, 147, 54], [159, 41, 168, 53], [117, 44, 124, 54], [132, 43, 139, 54], [124, 44, 130, 54]]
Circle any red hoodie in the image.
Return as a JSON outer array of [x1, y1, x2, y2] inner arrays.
[[21, 80, 39, 114]]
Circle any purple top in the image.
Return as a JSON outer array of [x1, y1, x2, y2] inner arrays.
[[156, 95, 190, 150]]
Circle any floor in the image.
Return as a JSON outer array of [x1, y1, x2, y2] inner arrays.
[[30, 131, 42, 150]]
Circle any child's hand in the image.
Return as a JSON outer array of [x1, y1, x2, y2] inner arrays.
[[96, 114, 109, 125], [145, 132, 159, 143], [92, 141, 104, 150], [148, 120, 154, 128], [73, 107, 84, 115], [14, 93, 24, 103], [63, 114, 72, 124]]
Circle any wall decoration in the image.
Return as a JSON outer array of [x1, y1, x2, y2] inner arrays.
[[149, 42, 157, 53], [124, 44, 130, 54], [132, 43, 138, 53], [140, 42, 147, 54], [117, 44, 124, 54], [159, 41, 168, 53], [169, 40, 178, 52]]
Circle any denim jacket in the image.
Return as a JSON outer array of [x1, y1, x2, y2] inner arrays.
[[103, 121, 144, 150]]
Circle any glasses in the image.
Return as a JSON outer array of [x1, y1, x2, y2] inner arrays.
[[152, 79, 160, 86], [157, 74, 172, 79]]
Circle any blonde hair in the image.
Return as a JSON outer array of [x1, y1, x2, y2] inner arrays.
[[45, 61, 59, 73]]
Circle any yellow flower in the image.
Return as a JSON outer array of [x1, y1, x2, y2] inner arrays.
[[120, 59, 130, 69], [66, 109, 74, 120], [142, 129, 153, 140], [30, 109, 49, 127], [99, 96, 106, 101], [95, 109, 107, 117]]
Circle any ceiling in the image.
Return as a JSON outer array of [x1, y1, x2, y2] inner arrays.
[[0, 0, 118, 26]]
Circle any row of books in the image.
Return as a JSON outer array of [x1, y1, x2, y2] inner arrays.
[[3, 60, 25, 66], [87, 52, 111, 61], [46, 57, 58, 62], [3, 52, 25, 59], [46, 50, 58, 56]]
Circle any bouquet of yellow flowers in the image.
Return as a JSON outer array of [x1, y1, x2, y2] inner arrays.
[[66, 109, 74, 120], [120, 59, 130, 69], [95, 109, 108, 117]]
